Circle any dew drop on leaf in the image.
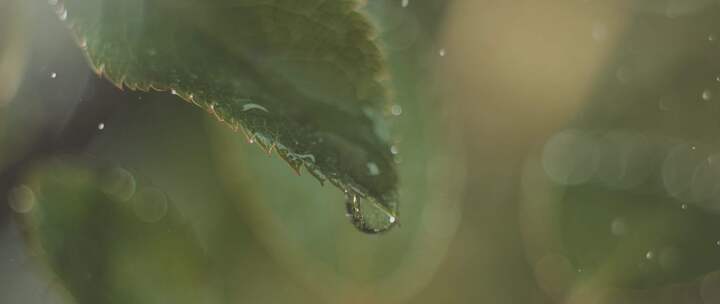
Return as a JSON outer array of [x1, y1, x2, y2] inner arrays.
[[344, 191, 398, 234]]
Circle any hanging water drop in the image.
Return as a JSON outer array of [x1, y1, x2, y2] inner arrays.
[[343, 191, 398, 234], [50, 72, 57, 79], [98, 123, 105, 130]]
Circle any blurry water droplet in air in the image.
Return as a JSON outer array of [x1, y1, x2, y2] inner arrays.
[[132, 188, 168, 223], [171, 89, 177, 95], [401, 0, 409, 8], [97, 123, 105, 130], [367, 162, 381, 176], [702, 89, 712, 101], [709, 34, 716, 42], [8, 185, 35, 214], [390, 104, 403, 116], [681, 203, 688, 210], [611, 218, 627, 236], [100, 167, 136, 202], [542, 129, 600, 185], [50, 72, 57, 79], [390, 145, 399, 155], [645, 251, 655, 260], [438, 48, 446, 57], [616, 66, 632, 84], [663, 143, 703, 200]]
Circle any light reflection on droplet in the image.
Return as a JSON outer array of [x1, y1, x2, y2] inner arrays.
[[8, 185, 35, 214], [97, 123, 105, 130], [438, 48, 446, 57], [50, 72, 57, 79], [401, 0, 409, 8], [132, 188, 168, 223], [645, 250, 655, 260]]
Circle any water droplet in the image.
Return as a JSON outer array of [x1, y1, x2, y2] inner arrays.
[[171, 89, 177, 95], [100, 167, 136, 202], [716, 76, 720, 82], [438, 48, 446, 57], [97, 123, 105, 130], [681, 203, 688, 210], [715, 240, 720, 246], [132, 188, 168, 223], [646, 250, 655, 260], [8, 185, 35, 214], [344, 191, 398, 234], [390, 145, 399, 155], [702, 89, 712, 101], [390, 104, 403, 116], [50, 72, 57, 79], [401, 0, 409, 8], [367, 162, 381, 176]]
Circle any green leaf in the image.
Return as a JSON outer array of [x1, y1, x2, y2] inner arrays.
[[55, 0, 398, 232], [23, 158, 214, 304]]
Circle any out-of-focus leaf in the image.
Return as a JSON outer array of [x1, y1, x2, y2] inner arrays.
[[56, 0, 398, 232], [22, 158, 213, 304]]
